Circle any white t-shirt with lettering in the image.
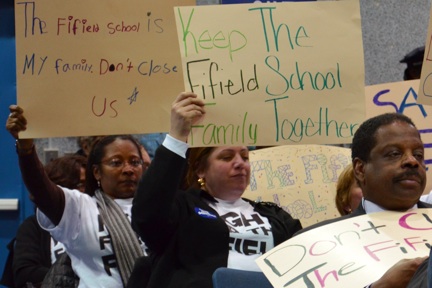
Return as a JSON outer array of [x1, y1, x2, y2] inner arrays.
[[208, 198, 274, 271], [37, 187, 147, 288], [50, 238, 66, 264]]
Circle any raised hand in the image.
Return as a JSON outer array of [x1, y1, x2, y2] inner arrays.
[[6, 105, 33, 151], [169, 92, 205, 142]]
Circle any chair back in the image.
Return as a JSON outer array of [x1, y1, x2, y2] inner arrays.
[[212, 267, 273, 288]]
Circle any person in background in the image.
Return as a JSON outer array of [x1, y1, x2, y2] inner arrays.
[[295, 112, 432, 287], [400, 46, 425, 81], [44, 155, 87, 193], [131, 92, 302, 288], [6, 105, 151, 288], [75, 136, 104, 158], [335, 163, 363, 215], [136, 133, 167, 160], [6, 155, 87, 288]]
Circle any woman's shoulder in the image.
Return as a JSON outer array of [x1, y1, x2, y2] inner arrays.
[[62, 186, 93, 199], [61, 187, 97, 210]]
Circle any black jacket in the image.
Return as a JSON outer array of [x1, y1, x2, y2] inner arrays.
[[13, 215, 52, 288], [132, 145, 302, 288]]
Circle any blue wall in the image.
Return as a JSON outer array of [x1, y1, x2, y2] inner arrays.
[[0, 0, 34, 283]]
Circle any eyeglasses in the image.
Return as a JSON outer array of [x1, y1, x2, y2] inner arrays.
[[100, 158, 144, 169]]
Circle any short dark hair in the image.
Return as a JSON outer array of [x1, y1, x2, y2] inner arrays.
[[45, 155, 87, 190], [351, 113, 418, 162], [85, 135, 143, 196]]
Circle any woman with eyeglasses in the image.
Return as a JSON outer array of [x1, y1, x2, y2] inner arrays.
[[6, 105, 151, 288], [131, 92, 302, 288]]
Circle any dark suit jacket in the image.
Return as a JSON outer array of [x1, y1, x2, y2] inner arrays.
[[295, 200, 432, 236], [406, 256, 428, 288], [13, 215, 52, 288]]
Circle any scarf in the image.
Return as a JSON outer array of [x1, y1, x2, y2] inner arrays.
[[94, 189, 144, 287]]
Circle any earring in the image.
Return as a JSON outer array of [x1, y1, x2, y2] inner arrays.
[[197, 178, 205, 188], [97, 180, 101, 188]]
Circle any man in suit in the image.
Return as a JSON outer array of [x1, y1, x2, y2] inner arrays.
[[296, 112, 431, 288]]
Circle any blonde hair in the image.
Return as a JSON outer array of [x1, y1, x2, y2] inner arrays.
[[335, 164, 356, 216]]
